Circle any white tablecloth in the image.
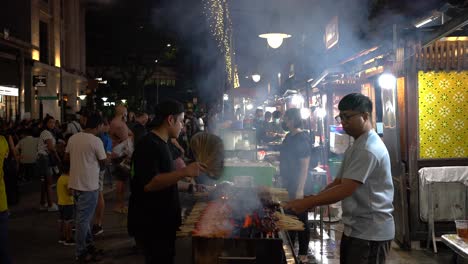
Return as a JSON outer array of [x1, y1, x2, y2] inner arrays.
[[419, 166, 468, 186]]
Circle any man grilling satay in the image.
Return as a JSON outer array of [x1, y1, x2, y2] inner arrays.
[[128, 100, 206, 264], [285, 93, 394, 264]]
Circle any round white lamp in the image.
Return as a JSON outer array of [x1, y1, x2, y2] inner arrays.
[[259, 33, 291, 49]]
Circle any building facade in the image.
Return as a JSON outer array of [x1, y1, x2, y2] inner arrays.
[[0, 0, 86, 121]]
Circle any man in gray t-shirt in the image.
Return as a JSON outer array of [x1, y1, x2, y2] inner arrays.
[[286, 93, 394, 264]]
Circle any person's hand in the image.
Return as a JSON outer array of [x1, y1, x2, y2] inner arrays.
[[183, 162, 207, 178], [284, 198, 313, 214]]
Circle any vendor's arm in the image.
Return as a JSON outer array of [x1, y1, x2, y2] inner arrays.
[[287, 149, 378, 213], [144, 162, 205, 192], [286, 179, 361, 213]]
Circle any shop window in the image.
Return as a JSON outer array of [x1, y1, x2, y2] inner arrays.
[[39, 21, 49, 65]]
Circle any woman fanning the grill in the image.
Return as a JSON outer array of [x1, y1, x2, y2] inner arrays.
[[128, 100, 206, 264], [279, 108, 312, 263]]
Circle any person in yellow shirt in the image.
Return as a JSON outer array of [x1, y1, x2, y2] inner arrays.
[[0, 134, 12, 264], [57, 161, 75, 246]]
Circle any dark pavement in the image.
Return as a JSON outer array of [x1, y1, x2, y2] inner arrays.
[[5, 180, 462, 264]]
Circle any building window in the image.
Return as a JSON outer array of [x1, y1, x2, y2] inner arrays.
[[39, 21, 49, 64]]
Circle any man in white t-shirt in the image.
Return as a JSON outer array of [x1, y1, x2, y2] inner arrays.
[[66, 113, 107, 262]]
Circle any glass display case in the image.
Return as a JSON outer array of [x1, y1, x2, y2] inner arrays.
[[219, 129, 258, 161]]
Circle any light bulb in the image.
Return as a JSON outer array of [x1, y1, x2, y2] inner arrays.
[[252, 74, 261, 83], [101, 97, 108, 102], [378, 73, 397, 90]]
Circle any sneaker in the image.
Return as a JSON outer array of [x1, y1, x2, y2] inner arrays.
[[48, 203, 59, 212], [92, 225, 104, 236], [64, 239, 76, 246], [39, 204, 48, 211]]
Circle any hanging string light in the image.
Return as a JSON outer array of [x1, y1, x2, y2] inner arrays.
[[202, 0, 239, 88]]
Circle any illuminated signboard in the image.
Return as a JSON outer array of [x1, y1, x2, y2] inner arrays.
[[325, 16, 339, 50], [0, 86, 18, 96]]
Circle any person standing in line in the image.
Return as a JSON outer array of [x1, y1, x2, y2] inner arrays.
[[128, 100, 205, 264], [15, 129, 38, 182], [66, 113, 107, 263], [279, 108, 311, 263], [37, 115, 60, 211], [92, 119, 112, 237], [110, 105, 133, 214], [131, 111, 149, 146], [286, 93, 395, 264], [0, 134, 12, 264], [65, 114, 82, 136]]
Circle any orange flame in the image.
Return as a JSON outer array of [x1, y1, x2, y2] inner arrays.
[[243, 215, 253, 228]]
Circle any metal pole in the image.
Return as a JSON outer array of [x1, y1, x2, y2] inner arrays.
[[59, 15, 64, 123]]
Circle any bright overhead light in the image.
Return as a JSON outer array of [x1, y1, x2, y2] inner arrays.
[[291, 94, 304, 108], [121, 99, 127, 104], [300, 108, 311, 119], [101, 97, 108, 102], [223, 94, 229, 101], [78, 95, 86, 100], [259, 33, 291, 49], [415, 17, 435, 28], [251, 74, 261, 83], [378, 73, 397, 90], [167, 43, 171, 47], [95, 77, 103, 81], [154, 59, 158, 63], [246, 103, 254, 110]]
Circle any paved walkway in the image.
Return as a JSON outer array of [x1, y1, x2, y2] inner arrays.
[[5, 180, 462, 264]]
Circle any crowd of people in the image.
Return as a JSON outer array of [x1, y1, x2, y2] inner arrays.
[[0, 102, 208, 264], [0, 93, 395, 264]]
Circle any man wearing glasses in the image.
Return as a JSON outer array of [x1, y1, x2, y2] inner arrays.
[[286, 93, 394, 264]]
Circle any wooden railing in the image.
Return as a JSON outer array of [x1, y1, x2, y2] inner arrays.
[[415, 40, 468, 71]]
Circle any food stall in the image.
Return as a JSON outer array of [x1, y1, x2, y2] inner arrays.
[[309, 15, 468, 248], [178, 185, 299, 264]]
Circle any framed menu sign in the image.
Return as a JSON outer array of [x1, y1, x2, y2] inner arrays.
[[325, 16, 339, 50]]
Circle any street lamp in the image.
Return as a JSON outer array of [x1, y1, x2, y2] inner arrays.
[[251, 74, 261, 83], [101, 97, 108, 102], [259, 33, 291, 49]]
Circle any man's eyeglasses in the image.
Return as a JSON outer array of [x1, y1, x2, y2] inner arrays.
[[335, 112, 362, 123]]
